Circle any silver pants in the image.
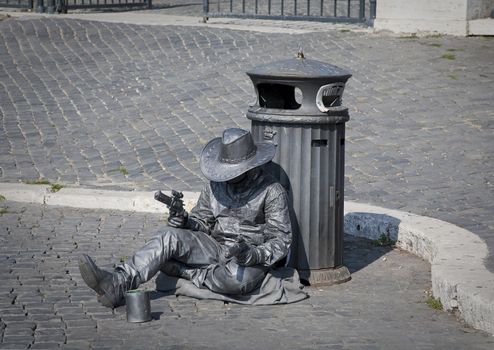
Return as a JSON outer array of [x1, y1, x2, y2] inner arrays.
[[117, 228, 268, 295]]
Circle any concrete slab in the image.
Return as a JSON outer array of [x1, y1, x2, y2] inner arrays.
[[469, 18, 494, 35]]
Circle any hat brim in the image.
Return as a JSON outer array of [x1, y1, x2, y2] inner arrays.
[[200, 137, 276, 182]]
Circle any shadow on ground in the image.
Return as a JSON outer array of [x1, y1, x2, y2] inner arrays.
[[344, 233, 393, 274]]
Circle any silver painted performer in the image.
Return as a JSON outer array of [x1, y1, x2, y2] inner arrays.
[[78, 128, 292, 307]]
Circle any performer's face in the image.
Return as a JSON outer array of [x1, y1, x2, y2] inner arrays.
[[226, 172, 247, 185]]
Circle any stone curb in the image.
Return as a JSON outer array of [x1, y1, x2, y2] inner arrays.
[[0, 183, 200, 213], [345, 203, 494, 335], [1, 183, 493, 335]]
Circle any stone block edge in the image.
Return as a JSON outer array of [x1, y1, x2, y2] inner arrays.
[[344, 202, 494, 335]]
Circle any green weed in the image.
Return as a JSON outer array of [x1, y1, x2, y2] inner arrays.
[[426, 296, 443, 310], [441, 53, 456, 60], [118, 166, 128, 176], [0, 195, 5, 201], [24, 178, 51, 185], [424, 33, 443, 38], [371, 233, 395, 247], [50, 183, 64, 193], [23, 179, 63, 192]]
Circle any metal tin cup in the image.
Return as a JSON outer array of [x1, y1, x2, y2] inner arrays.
[[125, 289, 151, 323]]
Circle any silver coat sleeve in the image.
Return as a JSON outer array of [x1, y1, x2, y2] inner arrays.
[[258, 182, 292, 266]]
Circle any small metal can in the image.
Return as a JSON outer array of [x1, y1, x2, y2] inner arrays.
[[125, 289, 152, 323]]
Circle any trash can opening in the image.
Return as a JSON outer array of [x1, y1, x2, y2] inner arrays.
[[257, 83, 302, 110], [316, 82, 346, 112]]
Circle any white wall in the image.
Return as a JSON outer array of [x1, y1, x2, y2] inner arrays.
[[374, 0, 468, 36], [374, 0, 494, 36]]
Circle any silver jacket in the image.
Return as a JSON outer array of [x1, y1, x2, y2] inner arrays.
[[187, 168, 292, 267]]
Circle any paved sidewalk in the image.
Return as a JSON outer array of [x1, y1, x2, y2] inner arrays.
[[0, 12, 492, 272], [0, 8, 493, 341], [1, 200, 493, 349]]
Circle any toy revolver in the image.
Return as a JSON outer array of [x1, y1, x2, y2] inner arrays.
[[154, 190, 185, 217]]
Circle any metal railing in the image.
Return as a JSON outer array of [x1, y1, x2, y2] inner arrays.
[[0, 0, 151, 12], [60, 0, 152, 11], [203, 0, 375, 23], [0, 0, 33, 9]]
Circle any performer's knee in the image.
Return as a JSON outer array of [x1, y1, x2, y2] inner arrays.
[[157, 227, 188, 244]]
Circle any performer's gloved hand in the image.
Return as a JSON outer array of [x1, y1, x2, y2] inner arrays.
[[167, 211, 188, 228], [234, 243, 265, 267]]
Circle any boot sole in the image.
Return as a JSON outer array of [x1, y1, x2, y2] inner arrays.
[[98, 294, 117, 308], [78, 254, 104, 295]]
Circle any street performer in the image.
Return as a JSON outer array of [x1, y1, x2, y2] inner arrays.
[[78, 128, 296, 307]]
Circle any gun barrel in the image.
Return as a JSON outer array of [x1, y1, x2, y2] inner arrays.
[[154, 190, 173, 206]]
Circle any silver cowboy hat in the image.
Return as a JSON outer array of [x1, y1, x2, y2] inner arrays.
[[200, 128, 276, 182]]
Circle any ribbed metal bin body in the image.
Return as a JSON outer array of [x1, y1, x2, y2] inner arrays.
[[250, 121, 346, 271], [245, 57, 352, 283]]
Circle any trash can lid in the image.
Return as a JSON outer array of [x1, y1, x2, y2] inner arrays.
[[246, 57, 352, 81]]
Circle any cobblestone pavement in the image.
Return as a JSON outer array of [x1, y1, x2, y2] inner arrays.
[[1, 201, 493, 349], [0, 15, 493, 271]]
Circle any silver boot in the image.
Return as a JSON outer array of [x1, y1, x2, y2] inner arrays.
[[78, 254, 128, 308]]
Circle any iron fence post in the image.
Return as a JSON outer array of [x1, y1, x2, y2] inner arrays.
[[36, 0, 44, 12], [47, 0, 54, 13], [148, 0, 152, 9], [359, 0, 365, 19], [370, 0, 376, 19], [203, 0, 209, 22]]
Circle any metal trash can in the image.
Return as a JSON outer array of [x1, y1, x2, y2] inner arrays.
[[246, 53, 352, 286]]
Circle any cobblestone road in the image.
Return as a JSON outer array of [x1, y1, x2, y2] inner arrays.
[[0, 16, 493, 270], [1, 201, 493, 349]]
